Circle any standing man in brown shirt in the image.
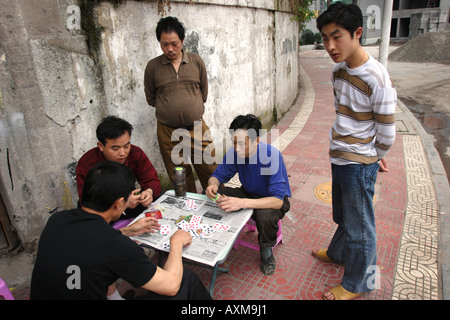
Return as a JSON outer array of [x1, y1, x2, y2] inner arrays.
[[144, 16, 217, 193]]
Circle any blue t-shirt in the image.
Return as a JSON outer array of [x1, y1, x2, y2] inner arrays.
[[212, 142, 291, 199]]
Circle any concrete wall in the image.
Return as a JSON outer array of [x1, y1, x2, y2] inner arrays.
[[0, 0, 300, 251]]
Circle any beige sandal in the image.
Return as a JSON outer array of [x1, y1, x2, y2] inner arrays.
[[312, 249, 343, 266], [323, 284, 363, 300]]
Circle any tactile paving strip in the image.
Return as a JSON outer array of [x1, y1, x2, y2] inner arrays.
[[391, 135, 440, 300]]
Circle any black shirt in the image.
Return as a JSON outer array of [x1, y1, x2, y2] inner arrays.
[[30, 209, 157, 299]]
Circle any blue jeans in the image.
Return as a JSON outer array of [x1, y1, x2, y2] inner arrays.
[[328, 162, 379, 293]]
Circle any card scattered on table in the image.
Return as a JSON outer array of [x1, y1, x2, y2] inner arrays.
[[201, 225, 215, 237], [184, 199, 199, 211], [213, 222, 231, 231], [160, 224, 171, 235], [176, 220, 189, 230], [174, 214, 215, 238], [190, 215, 201, 224], [187, 222, 199, 229], [162, 240, 170, 250]]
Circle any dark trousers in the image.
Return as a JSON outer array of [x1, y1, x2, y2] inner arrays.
[[137, 269, 212, 300], [218, 186, 290, 247]]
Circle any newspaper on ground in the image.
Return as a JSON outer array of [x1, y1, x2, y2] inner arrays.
[[130, 190, 253, 267]]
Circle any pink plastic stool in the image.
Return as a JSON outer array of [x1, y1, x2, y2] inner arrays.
[[233, 218, 283, 251], [0, 278, 15, 300], [112, 218, 134, 230]]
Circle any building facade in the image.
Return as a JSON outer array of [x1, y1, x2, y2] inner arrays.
[[305, 0, 450, 43]]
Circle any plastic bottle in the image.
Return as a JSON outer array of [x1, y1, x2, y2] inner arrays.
[[173, 166, 187, 197]]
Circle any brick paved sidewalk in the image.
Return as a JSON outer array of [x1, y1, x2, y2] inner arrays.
[[184, 49, 441, 300]]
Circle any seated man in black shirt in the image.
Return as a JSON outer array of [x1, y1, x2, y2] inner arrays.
[[30, 161, 211, 300]]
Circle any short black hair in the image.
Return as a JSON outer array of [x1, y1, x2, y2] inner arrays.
[[229, 114, 262, 141], [96, 116, 133, 145], [316, 2, 363, 43], [81, 161, 136, 212], [156, 16, 185, 42]]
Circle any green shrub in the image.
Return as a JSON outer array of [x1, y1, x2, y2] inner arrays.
[[300, 29, 323, 45]]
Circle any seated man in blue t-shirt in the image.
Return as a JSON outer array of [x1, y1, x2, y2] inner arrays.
[[206, 114, 291, 275]]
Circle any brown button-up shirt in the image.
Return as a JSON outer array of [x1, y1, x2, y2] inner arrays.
[[144, 50, 208, 128]]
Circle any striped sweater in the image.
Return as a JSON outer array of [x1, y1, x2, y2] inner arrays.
[[329, 53, 397, 165]]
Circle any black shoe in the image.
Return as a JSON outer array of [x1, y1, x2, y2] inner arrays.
[[260, 247, 276, 275]]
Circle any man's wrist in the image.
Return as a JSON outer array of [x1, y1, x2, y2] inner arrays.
[[208, 178, 220, 188], [120, 226, 131, 237]]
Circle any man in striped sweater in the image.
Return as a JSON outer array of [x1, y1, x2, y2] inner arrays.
[[312, 2, 397, 300]]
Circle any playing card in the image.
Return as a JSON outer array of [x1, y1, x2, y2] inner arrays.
[[194, 228, 203, 237], [213, 223, 230, 231], [176, 220, 189, 230], [201, 225, 214, 238], [184, 199, 198, 211], [162, 241, 170, 250], [187, 222, 199, 229], [160, 224, 171, 235], [176, 215, 190, 224], [190, 215, 202, 223], [145, 210, 162, 219], [188, 230, 197, 238]]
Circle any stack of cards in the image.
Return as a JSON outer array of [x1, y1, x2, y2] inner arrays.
[[175, 215, 200, 230], [186, 224, 214, 239], [197, 225, 214, 238], [173, 214, 231, 239], [175, 214, 215, 239]]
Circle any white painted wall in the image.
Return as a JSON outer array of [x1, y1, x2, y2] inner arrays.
[[0, 0, 300, 248]]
